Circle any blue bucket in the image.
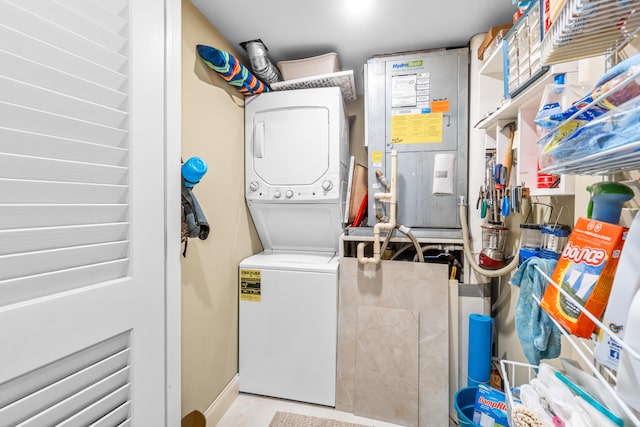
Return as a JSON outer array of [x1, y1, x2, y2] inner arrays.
[[454, 387, 481, 427]]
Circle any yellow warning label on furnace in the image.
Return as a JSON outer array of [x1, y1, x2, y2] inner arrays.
[[240, 269, 261, 302], [391, 112, 443, 144], [371, 150, 383, 166]]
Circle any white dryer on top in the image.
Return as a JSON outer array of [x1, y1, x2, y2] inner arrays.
[[244, 87, 349, 253]]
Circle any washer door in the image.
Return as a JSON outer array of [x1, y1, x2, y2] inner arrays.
[[252, 106, 329, 185]]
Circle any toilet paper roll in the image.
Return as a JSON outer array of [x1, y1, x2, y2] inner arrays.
[[594, 213, 640, 370], [468, 313, 493, 387]]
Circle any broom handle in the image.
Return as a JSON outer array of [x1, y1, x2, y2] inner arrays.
[[504, 129, 515, 184]]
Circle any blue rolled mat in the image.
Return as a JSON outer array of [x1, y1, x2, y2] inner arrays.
[[467, 314, 493, 387], [196, 44, 269, 96]]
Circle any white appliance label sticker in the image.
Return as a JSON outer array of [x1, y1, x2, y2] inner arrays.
[[240, 269, 261, 302], [391, 74, 417, 108], [416, 73, 430, 108]]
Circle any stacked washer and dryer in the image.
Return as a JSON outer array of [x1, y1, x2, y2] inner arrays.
[[239, 87, 349, 406]]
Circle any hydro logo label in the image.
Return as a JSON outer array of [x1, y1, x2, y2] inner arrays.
[[392, 59, 423, 70]]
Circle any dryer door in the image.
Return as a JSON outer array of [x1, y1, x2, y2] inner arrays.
[[252, 107, 329, 185]]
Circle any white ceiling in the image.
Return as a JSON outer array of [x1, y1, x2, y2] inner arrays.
[[190, 0, 517, 95]]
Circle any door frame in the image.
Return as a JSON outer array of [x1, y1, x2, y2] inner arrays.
[[164, 0, 182, 424]]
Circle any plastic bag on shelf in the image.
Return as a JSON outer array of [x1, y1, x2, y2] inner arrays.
[[534, 73, 586, 134], [539, 54, 640, 163], [539, 97, 640, 168]]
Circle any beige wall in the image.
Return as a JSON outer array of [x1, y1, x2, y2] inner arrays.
[[181, 0, 261, 416]]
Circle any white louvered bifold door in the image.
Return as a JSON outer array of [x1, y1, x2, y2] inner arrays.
[[0, 0, 168, 425]]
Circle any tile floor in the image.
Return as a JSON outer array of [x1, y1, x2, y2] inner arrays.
[[216, 393, 408, 427]]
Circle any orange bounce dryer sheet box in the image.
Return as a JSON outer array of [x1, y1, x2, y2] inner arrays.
[[540, 218, 627, 338]]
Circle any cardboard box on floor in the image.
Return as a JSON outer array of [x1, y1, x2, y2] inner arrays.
[[182, 410, 206, 427]]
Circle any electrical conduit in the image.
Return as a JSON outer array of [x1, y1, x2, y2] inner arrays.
[[357, 150, 398, 265]]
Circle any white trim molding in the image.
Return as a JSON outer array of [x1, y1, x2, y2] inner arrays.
[[204, 374, 240, 426]]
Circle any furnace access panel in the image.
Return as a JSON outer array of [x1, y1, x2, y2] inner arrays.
[[365, 48, 469, 233]]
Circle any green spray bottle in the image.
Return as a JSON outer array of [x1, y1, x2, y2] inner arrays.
[[587, 182, 634, 225]]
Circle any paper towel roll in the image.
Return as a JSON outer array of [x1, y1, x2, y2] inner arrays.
[[594, 213, 640, 370], [467, 313, 493, 387]]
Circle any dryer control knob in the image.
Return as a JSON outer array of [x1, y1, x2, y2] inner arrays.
[[249, 181, 259, 192], [273, 190, 281, 198], [285, 190, 293, 198], [322, 180, 333, 191]]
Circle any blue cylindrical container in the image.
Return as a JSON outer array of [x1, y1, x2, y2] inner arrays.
[[182, 157, 208, 187], [467, 314, 493, 387]]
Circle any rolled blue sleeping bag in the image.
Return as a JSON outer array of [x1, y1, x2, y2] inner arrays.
[[468, 314, 493, 387]]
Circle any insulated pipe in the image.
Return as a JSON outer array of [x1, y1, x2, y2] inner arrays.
[[459, 201, 520, 278], [376, 216, 425, 263], [357, 150, 398, 265], [402, 225, 425, 263], [390, 244, 443, 261]]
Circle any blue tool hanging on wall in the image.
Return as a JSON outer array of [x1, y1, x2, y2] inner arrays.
[[181, 156, 210, 256]]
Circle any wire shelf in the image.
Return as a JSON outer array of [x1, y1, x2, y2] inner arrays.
[[541, 0, 640, 65], [539, 140, 640, 175], [537, 65, 640, 175], [530, 265, 640, 425], [499, 360, 538, 427]]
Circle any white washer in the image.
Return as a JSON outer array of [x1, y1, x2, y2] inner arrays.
[[239, 252, 338, 406], [240, 87, 348, 406]]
